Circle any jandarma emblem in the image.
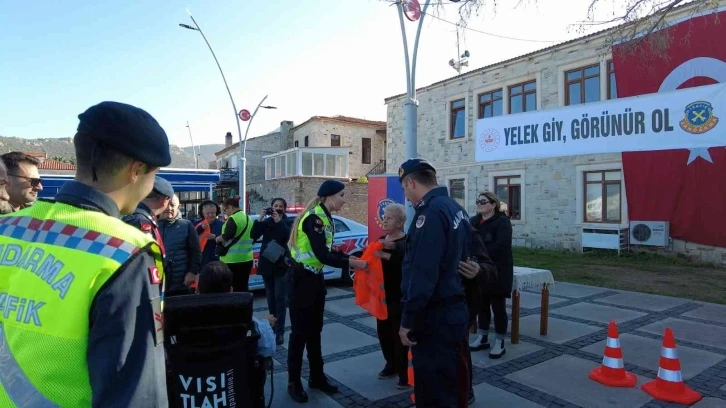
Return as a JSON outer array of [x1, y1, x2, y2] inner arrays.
[[376, 198, 395, 229], [680, 101, 719, 134]]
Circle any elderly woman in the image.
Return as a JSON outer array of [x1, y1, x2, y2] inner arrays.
[[373, 204, 409, 389]]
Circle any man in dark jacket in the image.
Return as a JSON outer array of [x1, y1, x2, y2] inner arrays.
[[159, 194, 202, 296]]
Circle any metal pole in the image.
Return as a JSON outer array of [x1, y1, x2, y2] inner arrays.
[[397, 0, 431, 232], [239, 95, 269, 213], [185, 10, 243, 198], [187, 121, 198, 169]]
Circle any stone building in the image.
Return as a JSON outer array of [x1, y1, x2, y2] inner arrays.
[[213, 116, 386, 225], [384, 3, 725, 263]]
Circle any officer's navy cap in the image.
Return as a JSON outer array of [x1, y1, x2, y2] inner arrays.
[[317, 180, 345, 197], [398, 158, 436, 182], [152, 176, 174, 198], [77, 101, 172, 168]]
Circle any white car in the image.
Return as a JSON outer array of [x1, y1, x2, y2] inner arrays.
[[247, 213, 369, 291]]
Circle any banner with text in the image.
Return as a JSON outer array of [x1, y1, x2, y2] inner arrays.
[[475, 82, 726, 162]]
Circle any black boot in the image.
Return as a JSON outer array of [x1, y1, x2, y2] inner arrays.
[[275, 333, 285, 346], [288, 382, 309, 403], [308, 375, 339, 395]]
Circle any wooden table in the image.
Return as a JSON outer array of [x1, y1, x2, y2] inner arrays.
[[510, 267, 555, 344]]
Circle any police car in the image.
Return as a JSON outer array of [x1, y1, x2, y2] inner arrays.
[[247, 213, 368, 291]]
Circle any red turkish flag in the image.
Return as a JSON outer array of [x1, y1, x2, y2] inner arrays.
[[614, 9, 726, 248]]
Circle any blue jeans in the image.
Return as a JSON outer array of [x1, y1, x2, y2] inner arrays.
[[262, 273, 287, 335]]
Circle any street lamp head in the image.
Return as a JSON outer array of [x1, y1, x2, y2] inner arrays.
[[261, 106, 277, 110], [179, 23, 198, 31]]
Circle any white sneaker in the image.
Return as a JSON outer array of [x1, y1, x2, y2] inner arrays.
[[468, 334, 483, 348], [489, 338, 506, 359]]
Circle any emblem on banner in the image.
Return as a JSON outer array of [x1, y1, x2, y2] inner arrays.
[[680, 101, 719, 134], [478, 128, 500, 152], [376, 198, 395, 229]]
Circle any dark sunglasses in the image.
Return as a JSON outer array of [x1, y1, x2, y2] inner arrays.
[[9, 174, 42, 188], [476, 199, 491, 205]]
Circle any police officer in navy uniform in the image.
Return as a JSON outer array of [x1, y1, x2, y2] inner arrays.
[[0, 101, 172, 406], [286, 180, 368, 403], [398, 158, 472, 408], [123, 176, 174, 244]]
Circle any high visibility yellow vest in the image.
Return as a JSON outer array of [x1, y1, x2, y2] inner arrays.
[[220, 210, 253, 263], [0, 200, 164, 408], [290, 205, 334, 271]]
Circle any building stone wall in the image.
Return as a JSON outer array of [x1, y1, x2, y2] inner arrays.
[[216, 130, 284, 183], [291, 120, 386, 178], [384, 5, 726, 265], [246, 176, 369, 225]]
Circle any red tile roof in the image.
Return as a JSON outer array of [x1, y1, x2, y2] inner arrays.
[[291, 115, 386, 132], [38, 159, 76, 171]]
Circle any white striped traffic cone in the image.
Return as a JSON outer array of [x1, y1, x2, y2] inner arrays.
[[589, 320, 637, 387], [641, 328, 702, 405]]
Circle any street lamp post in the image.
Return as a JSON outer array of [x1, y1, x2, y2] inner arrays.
[[179, 9, 242, 192], [186, 121, 199, 169], [239, 96, 277, 213], [397, 0, 431, 231]]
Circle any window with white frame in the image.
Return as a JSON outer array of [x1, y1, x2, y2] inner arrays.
[[488, 169, 526, 222], [265, 150, 348, 180]]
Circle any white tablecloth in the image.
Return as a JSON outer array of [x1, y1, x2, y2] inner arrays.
[[513, 266, 555, 293]]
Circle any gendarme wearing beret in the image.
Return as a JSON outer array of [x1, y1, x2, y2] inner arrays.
[[152, 176, 174, 198], [398, 158, 436, 182], [77, 101, 172, 168]]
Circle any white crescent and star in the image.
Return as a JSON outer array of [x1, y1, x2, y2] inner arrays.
[[658, 57, 726, 165]]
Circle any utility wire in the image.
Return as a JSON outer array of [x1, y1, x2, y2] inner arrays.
[[384, 0, 564, 43]]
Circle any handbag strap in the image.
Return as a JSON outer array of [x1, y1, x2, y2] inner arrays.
[[221, 213, 251, 250]]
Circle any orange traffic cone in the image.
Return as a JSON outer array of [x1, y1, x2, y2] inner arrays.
[[407, 351, 415, 404], [641, 328, 702, 405], [589, 320, 637, 387]]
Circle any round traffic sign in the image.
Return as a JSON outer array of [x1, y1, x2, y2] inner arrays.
[[239, 109, 251, 121], [403, 0, 421, 22]]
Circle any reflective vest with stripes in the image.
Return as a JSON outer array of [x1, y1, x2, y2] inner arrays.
[[290, 205, 334, 270], [0, 200, 164, 408], [220, 210, 253, 263]]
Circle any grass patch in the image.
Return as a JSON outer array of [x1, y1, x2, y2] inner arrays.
[[513, 247, 726, 305]]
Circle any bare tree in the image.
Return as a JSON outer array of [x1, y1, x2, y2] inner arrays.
[[421, 0, 719, 57]]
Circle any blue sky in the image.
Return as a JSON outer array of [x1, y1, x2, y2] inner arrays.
[[0, 0, 624, 148]]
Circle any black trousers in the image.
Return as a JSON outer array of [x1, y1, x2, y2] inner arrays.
[[262, 273, 287, 335], [477, 293, 509, 335], [227, 260, 254, 293], [287, 266, 327, 384], [376, 300, 408, 382]]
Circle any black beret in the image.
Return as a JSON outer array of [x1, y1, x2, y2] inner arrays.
[[317, 180, 345, 197], [398, 158, 436, 182], [77, 101, 171, 168], [152, 176, 174, 198]]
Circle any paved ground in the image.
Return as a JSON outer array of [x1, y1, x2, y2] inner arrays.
[[254, 282, 726, 408]]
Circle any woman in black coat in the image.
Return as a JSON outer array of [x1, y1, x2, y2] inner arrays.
[[468, 191, 514, 359], [250, 198, 291, 345]]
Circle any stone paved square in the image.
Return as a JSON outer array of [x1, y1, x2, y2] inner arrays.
[[519, 315, 601, 344], [325, 297, 366, 316], [553, 302, 647, 324], [639, 317, 726, 350], [538, 282, 613, 298], [681, 303, 726, 324], [595, 291, 690, 312], [281, 322, 378, 356], [506, 291, 569, 309], [326, 287, 353, 298], [325, 352, 409, 401], [580, 333, 725, 379], [263, 372, 344, 408], [354, 316, 377, 330], [506, 355, 653, 408], [470, 337, 543, 369], [692, 398, 726, 408], [471, 382, 545, 407]]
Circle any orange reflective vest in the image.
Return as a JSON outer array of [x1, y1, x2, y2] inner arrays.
[[353, 241, 387, 320]]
